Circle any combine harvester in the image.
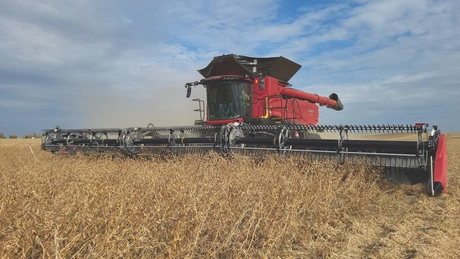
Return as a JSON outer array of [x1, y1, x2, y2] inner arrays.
[[41, 54, 448, 196]]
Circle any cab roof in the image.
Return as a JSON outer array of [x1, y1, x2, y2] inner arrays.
[[198, 54, 301, 82]]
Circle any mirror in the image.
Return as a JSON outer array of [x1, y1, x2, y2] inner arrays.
[[259, 77, 265, 90], [186, 86, 192, 98]]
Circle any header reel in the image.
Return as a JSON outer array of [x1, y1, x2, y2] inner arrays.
[[41, 123, 447, 196]]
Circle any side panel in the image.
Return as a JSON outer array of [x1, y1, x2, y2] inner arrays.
[[251, 76, 320, 125], [433, 133, 448, 195], [251, 77, 264, 118], [267, 97, 319, 125], [251, 77, 276, 119], [291, 100, 319, 125]]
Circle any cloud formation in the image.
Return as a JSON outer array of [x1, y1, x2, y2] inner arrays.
[[0, 0, 459, 137]]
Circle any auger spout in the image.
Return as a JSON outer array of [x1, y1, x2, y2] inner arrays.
[[279, 87, 344, 111], [328, 93, 344, 111]]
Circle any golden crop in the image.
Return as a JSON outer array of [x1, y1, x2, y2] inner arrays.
[[1, 134, 459, 258]]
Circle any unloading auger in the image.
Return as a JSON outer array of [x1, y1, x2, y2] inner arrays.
[[41, 54, 448, 196]]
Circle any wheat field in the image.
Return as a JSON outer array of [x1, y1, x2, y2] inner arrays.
[[0, 134, 459, 258]]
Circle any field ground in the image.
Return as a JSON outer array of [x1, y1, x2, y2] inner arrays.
[[0, 133, 459, 258]]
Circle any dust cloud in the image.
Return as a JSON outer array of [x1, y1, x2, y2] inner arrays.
[[80, 79, 207, 129]]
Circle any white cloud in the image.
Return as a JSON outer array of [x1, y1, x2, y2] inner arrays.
[[0, 0, 459, 136], [370, 73, 440, 86]]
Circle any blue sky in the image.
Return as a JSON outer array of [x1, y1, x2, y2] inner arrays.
[[0, 0, 459, 137]]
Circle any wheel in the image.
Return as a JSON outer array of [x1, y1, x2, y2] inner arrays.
[[41, 133, 64, 153], [279, 128, 292, 154], [123, 131, 144, 155], [228, 127, 245, 148]]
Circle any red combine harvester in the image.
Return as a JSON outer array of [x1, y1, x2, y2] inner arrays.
[[41, 54, 448, 196], [185, 55, 342, 130]]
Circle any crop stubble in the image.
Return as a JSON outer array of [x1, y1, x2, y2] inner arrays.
[[0, 134, 459, 258]]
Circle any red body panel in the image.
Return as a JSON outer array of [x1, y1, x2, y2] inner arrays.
[[434, 134, 448, 194], [205, 74, 339, 126], [266, 97, 319, 124], [249, 76, 329, 125]]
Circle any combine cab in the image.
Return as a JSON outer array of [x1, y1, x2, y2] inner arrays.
[[41, 54, 448, 196], [186, 54, 342, 128]]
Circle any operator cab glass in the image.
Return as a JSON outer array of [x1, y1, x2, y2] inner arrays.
[[206, 80, 252, 120]]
